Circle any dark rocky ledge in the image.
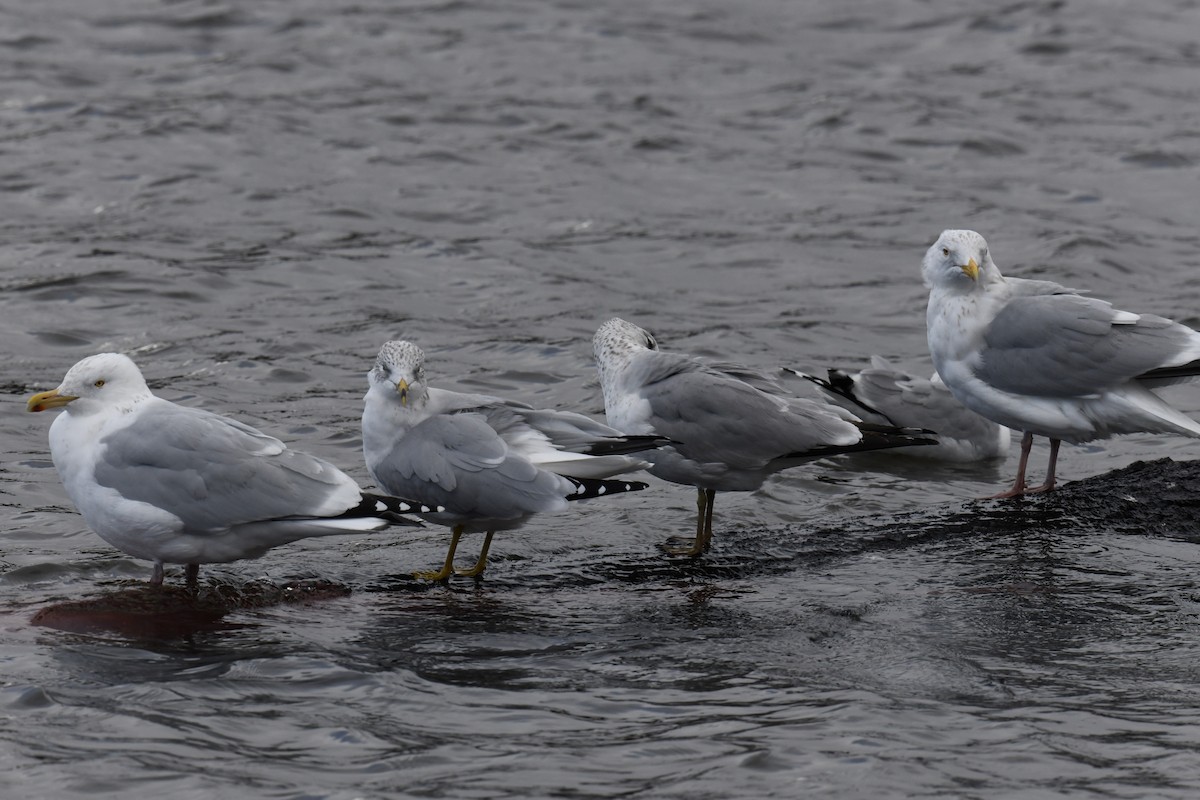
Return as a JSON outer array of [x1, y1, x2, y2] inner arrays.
[[25, 458, 1200, 635]]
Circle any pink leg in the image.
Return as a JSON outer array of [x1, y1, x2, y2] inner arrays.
[[185, 563, 200, 592], [151, 562, 165, 586], [985, 431, 1034, 499], [1024, 438, 1061, 494]]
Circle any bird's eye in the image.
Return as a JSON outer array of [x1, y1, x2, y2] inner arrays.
[[942, 247, 950, 257], [94, 380, 105, 388]]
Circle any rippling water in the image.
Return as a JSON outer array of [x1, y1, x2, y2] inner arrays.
[[5, 0, 1200, 797]]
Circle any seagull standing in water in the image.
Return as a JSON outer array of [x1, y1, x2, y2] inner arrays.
[[923, 229, 1200, 498], [593, 318, 936, 556], [362, 340, 661, 581], [27, 353, 440, 590]]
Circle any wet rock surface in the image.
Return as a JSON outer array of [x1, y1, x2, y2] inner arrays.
[[30, 579, 353, 637]]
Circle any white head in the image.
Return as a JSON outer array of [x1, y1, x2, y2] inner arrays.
[[27, 352, 152, 416], [921, 229, 1004, 292], [592, 318, 658, 373], [368, 340, 427, 408]]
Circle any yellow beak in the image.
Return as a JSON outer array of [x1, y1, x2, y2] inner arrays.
[[961, 257, 979, 281], [27, 389, 78, 413], [397, 378, 409, 406]]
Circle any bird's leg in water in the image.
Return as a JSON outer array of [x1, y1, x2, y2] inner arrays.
[[987, 431, 1035, 499], [663, 488, 714, 557], [454, 530, 495, 578], [699, 489, 716, 553], [415, 526, 464, 581], [1024, 438, 1061, 494]]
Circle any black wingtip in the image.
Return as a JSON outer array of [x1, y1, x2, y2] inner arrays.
[[790, 427, 938, 460], [855, 422, 936, 437], [788, 367, 829, 389], [582, 434, 674, 456], [564, 477, 649, 501], [825, 368, 857, 395], [1140, 358, 1200, 382], [853, 428, 939, 452], [346, 493, 445, 527], [788, 366, 856, 398]]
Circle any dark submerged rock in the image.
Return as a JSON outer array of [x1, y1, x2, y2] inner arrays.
[[31, 579, 351, 637]]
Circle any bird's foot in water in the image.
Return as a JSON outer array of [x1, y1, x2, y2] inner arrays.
[[982, 479, 1056, 500], [413, 565, 453, 582], [660, 537, 707, 558]]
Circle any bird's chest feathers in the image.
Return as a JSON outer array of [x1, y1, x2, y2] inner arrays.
[[362, 392, 422, 454], [927, 291, 991, 367]]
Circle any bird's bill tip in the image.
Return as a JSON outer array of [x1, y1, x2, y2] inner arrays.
[[961, 257, 980, 281], [27, 389, 77, 412], [396, 378, 409, 405]]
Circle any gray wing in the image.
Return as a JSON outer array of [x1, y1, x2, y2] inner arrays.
[[803, 359, 1001, 443], [93, 403, 358, 531], [976, 294, 1199, 397], [704, 361, 788, 395], [860, 369, 1003, 443], [1005, 276, 1084, 298], [631, 353, 861, 469], [469, 402, 659, 455], [369, 413, 569, 517]]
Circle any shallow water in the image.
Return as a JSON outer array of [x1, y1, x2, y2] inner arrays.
[[5, 0, 1200, 797]]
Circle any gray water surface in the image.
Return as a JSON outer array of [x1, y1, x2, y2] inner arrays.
[[5, 1, 1200, 797]]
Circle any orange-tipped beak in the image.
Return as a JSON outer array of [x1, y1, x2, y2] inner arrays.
[[27, 389, 78, 413]]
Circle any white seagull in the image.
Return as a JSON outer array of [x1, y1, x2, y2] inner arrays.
[[27, 353, 441, 590], [923, 229, 1200, 498], [593, 318, 936, 556], [362, 340, 662, 581], [794, 356, 1011, 462]]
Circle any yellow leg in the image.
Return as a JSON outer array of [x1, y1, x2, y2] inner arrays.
[[454, 530, 495, 578], [663, 488, 712, 557], [699, 489, 716, 552], [414, 526, 464, 581]]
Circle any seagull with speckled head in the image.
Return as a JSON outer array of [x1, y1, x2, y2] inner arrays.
[[923, 229, 1200, 498], [27, 353, 441, 590], [593, 318, 937, 556], [362, 340, 663, 581]]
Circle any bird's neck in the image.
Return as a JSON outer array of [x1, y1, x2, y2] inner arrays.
[[926, 287, 988, 371]]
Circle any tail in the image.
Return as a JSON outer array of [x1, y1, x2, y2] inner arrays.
[[336, 493, 445, 527], [564, 476, 649, 501], [1113, 385, 1200, 439]]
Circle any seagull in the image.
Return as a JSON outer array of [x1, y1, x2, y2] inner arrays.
[[26, 353, 441, 590], [923, 229, 1200, 498], [362, 340, 662, 581], [793, 356, 1011, 462], [592, 318, 937, 556]]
